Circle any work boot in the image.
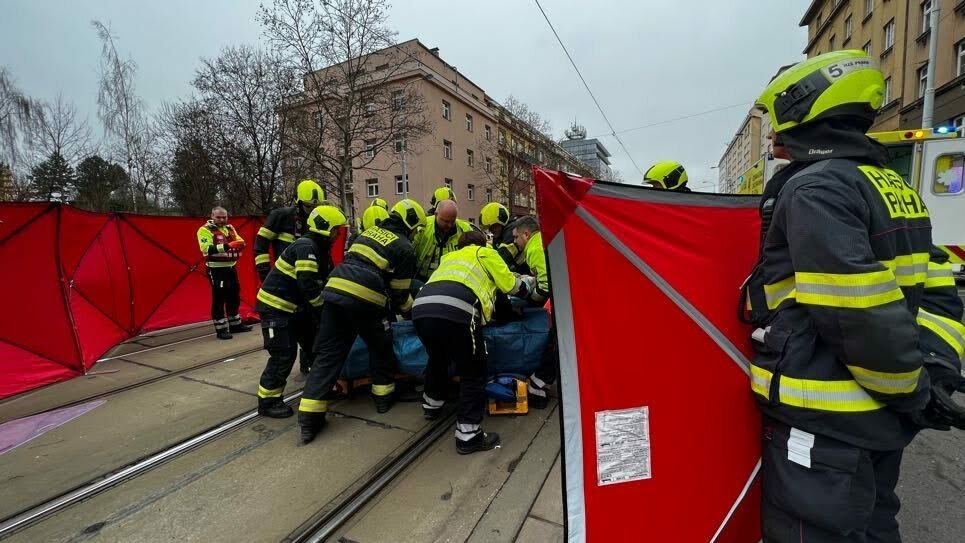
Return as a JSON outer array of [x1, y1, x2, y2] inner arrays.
[[257, 397, 293, 419], [298, 412, 327, 445], [528, 375, 550, 409], [229, 323, 251, 333], [457, 432, 501, 455], [216, 329, 233, 340], [373, 393, 395, 414], [423, 405, 442, 420]]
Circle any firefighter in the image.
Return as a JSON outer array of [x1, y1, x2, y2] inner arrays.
[[643, 160, 690, 191], [479, 202, 527, 271], [413, 198, 475, 282], [370, 197, 389, 211], [512, 216, 556, 409], [254, 205, 346, 418], [348, 204, 391, 246], [413, 230, 532, 454], [196, 207, 250, 340], [743, 50, 965, 542], [298, 199, 427, 444], [428, 186, 457, 215], [254, 179, 325, 374], [354, 198, 389, 234]]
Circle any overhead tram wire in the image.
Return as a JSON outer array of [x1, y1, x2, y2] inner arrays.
[[590, 101, 754, 139], [532, 0, 644, 176]]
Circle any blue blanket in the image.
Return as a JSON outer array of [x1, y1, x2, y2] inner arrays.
[[341, 308, 550, 379]]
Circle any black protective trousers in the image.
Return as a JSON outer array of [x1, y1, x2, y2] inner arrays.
[[301, 302, 397, 405], [207, 266, 241, 324], [532, 320, 558, 385], [258, 310, 315, 397], [414, 317, 488, 427], [761, 416, 904, 543]]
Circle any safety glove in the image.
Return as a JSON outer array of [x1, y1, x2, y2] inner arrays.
[[912, 363, 965, 431], [228, 240, 245, 250]]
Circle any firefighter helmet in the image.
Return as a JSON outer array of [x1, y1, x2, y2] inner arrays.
[[479, 202, 510, 228], [362, 205, 390, 231], [370, 198, 388, 210], [756, 50, 884, 134], [296, 179, 325, 205], [306, 205, 346, 237], [643, 161, 688, 190], [430, 186, 457, 208], [390, 199, 427, 232]]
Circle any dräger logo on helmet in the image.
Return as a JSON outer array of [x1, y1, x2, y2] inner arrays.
[[808, 148, 834, 155]]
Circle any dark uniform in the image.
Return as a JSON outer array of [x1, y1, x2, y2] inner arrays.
[[196, 221, 247, 338], [298, 214, 417, 438], [743, 131, 965, 540], [254, 234, 332, 416]]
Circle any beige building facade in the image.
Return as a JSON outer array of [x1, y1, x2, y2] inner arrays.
[[717, 110, 763, 193]]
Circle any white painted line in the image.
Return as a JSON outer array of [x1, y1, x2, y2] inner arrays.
[[96, 333, 215, 362]]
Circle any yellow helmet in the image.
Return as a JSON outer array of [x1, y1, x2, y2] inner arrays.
[[370, 198, 388, 210], [362, 205, 390, 230], [479, 202, 510, 228], [756, 50, 884, 134], [643, 161, 688, 190], [296, 179, 325, 205], [390, 199, 427, 231], [306, 205, 346, 237], [429, 186, 456, 208]]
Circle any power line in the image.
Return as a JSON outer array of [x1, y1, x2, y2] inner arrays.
[[532, 0, 644, 176], [590, 101, 754, 139]]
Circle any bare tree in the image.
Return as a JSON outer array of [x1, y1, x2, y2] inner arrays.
[[260, 0, 432, 212], [32, 93, 94, 165], [0, 67, 42, 166], [92, 20, 148, 211], [504, 95, 553, 140]]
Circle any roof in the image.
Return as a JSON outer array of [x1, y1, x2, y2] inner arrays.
[[799, 0, 822, 26]]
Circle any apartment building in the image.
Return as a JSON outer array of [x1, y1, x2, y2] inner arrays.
[[717, 109, 763, 193]]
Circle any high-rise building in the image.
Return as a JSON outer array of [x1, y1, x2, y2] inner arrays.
[[718, 110, 764, 193], [559, 123, 613, 179]]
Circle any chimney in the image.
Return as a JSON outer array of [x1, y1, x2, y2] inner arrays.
[[429, 47, 440, 56]]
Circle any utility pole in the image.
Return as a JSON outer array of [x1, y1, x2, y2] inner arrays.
[[922, 2, 940, 128]]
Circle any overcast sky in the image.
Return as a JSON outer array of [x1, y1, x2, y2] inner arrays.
[[1, 0, 810, 190]]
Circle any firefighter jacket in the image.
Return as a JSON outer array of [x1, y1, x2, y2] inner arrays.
[[494, 216, 528, 272], [743, 126, 965, 451], [255, 234, 332, 314], [412, 216, 475, 281], [415, 245, 523, 324], [322, 216, 416, 314], [254, 206, 309, 280], [197, 222, 244, 268], [522, 232, 550, 304]]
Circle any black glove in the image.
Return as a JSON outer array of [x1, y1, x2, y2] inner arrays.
[[912, 370, 965, 431]]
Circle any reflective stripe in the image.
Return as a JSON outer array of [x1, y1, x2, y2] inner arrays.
[[205, 260, 237, 268], [308, 294, 324, 308], [413, 294, 476, 316], [256, 289, 297, 313], [879, 253, 929, 287], [764, 276, 797, 310], [389, 278, 411, 290], [423, 393, 444, 407], [750, 365, 885, 412], [348, 244, 389, 270], [400, 294, 414, 312], [258, 385, 284, 398], [925, 261, 956, 289], [371, 383, 396, 396], [257, 227, 277, 240], [918, 308, 965, 358], [255, 253, 271, 265], [455, 422, 481, 442], [794, 270, 903, 309], [275, 258, 297, 279], [326, 277, 387, 306], [278, 232, 296, 243], [295, 259, 319, 273], [846, 365, 921, 395], [299, 398, 328, 413]]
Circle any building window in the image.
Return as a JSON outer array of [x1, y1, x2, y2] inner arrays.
[[364, 102, 375, 117], [365, 139, 376, 159], [829, 34, 836, 51], [395, 175, 409, 195], [498, 129, 506, 145], [442, 100, 451, 120], [466, 149, 474, 167], [918, 64, 928, 98], [443, 140, 452, 160], [883, 19, 895, 52], [513, 192, 525, 207], [485, 125, 492, 141], [465, 113, 473, 132], [485, 157, 492, 173], [957, 41, 965, 77], [395, 133, 406, 153], [883, 76, 892, 104], [845, 15, 853, 40], [392, 90, 405, 111], [468, 184, 475, 201], [922, 0, 932, 35], [954, 116, 965, 136], [863, 40, 872, 56], [816, 11, 823, 28], [366, 178, 379, 198], [500, 158, 507, 176], [486, 187, 493, 202], [864, 0, 873, 17], [444, 178, 453, 190]]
